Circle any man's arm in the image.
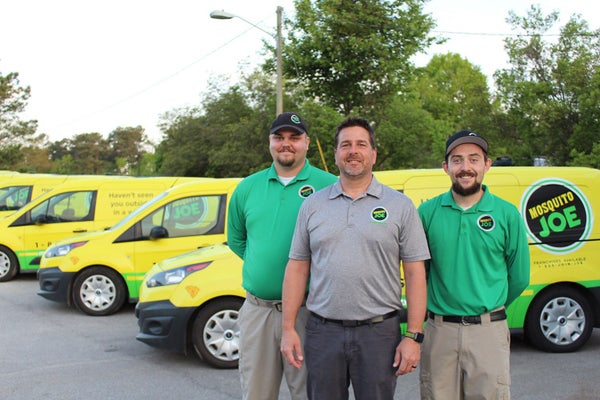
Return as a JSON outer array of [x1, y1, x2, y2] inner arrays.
[[394, 260, 427, 375], [226, 190, 246, 259], [506, 212, 531, 306], [280, 258, 310, 369]]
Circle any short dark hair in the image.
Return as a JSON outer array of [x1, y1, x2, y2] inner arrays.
[[334, 117, 376, 149]]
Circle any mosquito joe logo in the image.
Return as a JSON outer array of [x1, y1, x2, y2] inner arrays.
[[521, 178, 593, 254], [298, 185, 315, 198], [477, 215, 495, 231], [371, 206, 388, 223]]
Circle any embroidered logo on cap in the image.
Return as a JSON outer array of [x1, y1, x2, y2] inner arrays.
[[291, 114, 301, 124]]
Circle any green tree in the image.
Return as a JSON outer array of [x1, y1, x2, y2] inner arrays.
[[412, 53, 495, 134], [65, 133, 111, 174], [376, 93, 439, 169], [107, 126, 151, 175], [0, 70, 38, 169], [283, 0, 436, 118], [494, 6, 600, 165], [404, 52, 504, 164]]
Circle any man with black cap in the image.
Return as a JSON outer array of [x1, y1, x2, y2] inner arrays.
[[417, 130, 530, 399], [228, 112, 337, 400]]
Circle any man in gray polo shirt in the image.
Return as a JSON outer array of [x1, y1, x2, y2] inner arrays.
[[281, 117, 429, 400]]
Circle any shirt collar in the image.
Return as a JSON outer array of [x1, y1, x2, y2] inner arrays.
[[267, 159, 312, 183], [329, 174, 383, 200]]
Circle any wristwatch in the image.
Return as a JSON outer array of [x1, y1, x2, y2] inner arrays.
[[404, 330, 424, 343]]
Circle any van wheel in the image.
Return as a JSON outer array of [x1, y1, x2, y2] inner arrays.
[[0, 245, 19, 282], [72, 267, 126, 316], [524, 286, 593, 352], [191, 298, 242, 369]]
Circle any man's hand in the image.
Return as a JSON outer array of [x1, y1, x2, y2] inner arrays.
[[393, 337, 421, 375], [281, 328, 304, 369]]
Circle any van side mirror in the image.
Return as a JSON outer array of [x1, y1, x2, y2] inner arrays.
[[149, 226, 169, 240], [34, 214, 49, 225]]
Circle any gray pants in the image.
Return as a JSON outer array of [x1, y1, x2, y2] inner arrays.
[[238, 296, 309, 400], [304, 313, 402, 400]]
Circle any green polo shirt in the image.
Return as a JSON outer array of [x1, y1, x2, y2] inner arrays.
[[227, 160, 337, 300], [418, 185, 530, 316]]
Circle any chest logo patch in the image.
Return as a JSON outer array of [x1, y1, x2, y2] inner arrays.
[[371, 206, 389, 223], [477, 214, 495, 231], [298, 185, 315, 198]]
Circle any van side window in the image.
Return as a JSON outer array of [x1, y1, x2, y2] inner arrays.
[[28, 191, 95, 224], [0, 186, 32, 211], [140, 195, 225, 239]]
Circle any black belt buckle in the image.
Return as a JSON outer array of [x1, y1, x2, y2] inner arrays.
[[460, 315, 481, 325]]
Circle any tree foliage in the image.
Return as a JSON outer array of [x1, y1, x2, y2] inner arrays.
[[283, 0, 436, 117], [3, 5, 600, 175], [0, 69, 39, 169], [494, 6, 600, 165]]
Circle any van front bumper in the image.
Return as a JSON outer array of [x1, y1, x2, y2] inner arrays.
[[37, 267, 74, 304], [135, 300, 196, 354]]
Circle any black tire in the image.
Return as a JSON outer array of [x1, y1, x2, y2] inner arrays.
[[192, 298, 243, 369], [0, 245, 19, 282], [72, 267, 127, 316], [524, 286, 593, 352]]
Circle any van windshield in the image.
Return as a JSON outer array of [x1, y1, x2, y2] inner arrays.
[[110, 191, 168, 230]]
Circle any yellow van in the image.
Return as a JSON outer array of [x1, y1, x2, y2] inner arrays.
[[0, 175, 202, 282], [135, 167, 599, 369], [0, 174, 73, 217], [37, 178, 240, 316]]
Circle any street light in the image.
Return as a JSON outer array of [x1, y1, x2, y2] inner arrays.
[[210, 7, 283, 116]]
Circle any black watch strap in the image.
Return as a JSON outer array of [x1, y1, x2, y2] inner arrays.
[[404, 330, 424, 343]]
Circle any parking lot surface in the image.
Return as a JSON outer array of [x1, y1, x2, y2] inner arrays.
[[2, 275, 599, 399]]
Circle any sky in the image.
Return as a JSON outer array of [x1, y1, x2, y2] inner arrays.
[[1, 0, 598, 144]]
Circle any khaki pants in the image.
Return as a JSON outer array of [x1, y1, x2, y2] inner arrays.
[[420, 312, 511, 400], [238, 296, 309, 400]]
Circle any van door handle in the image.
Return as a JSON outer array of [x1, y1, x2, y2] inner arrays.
[[72, 229, 87, 233]]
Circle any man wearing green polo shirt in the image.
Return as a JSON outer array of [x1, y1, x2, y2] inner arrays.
[[418, 130, 530, 400], [227, 112, 337, 400]]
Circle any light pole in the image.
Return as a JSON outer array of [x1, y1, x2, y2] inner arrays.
[[210, 7, 284, 116]]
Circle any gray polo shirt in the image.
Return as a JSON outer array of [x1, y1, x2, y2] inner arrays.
[[289, 176, 430, 320]]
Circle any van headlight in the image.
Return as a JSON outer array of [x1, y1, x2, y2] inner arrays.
[[44, 241, 88, 258], [146, 261, 212, 287]]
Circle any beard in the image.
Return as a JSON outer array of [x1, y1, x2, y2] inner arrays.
[[452, 180, 481, 196]]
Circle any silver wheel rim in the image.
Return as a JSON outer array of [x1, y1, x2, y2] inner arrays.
[[203, 309, 240, 362], [540, 296, 585, 346], [79, 274, 116, 312], [0, 252, 9, 278]]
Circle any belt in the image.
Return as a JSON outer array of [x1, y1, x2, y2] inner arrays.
[[428, 309, 506, 325], [245, 292, 283, 311], [245, 292, 307, 312], [310, 310, 399, 327]]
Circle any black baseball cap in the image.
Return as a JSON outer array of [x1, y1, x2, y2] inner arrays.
[[445, 130, 488, 156], [269, 112, 308, 135]]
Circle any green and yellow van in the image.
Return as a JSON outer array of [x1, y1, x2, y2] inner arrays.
[[37, 178, 240, 316], [135, 167, 599, 369], [0, 175, 202, 282]]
